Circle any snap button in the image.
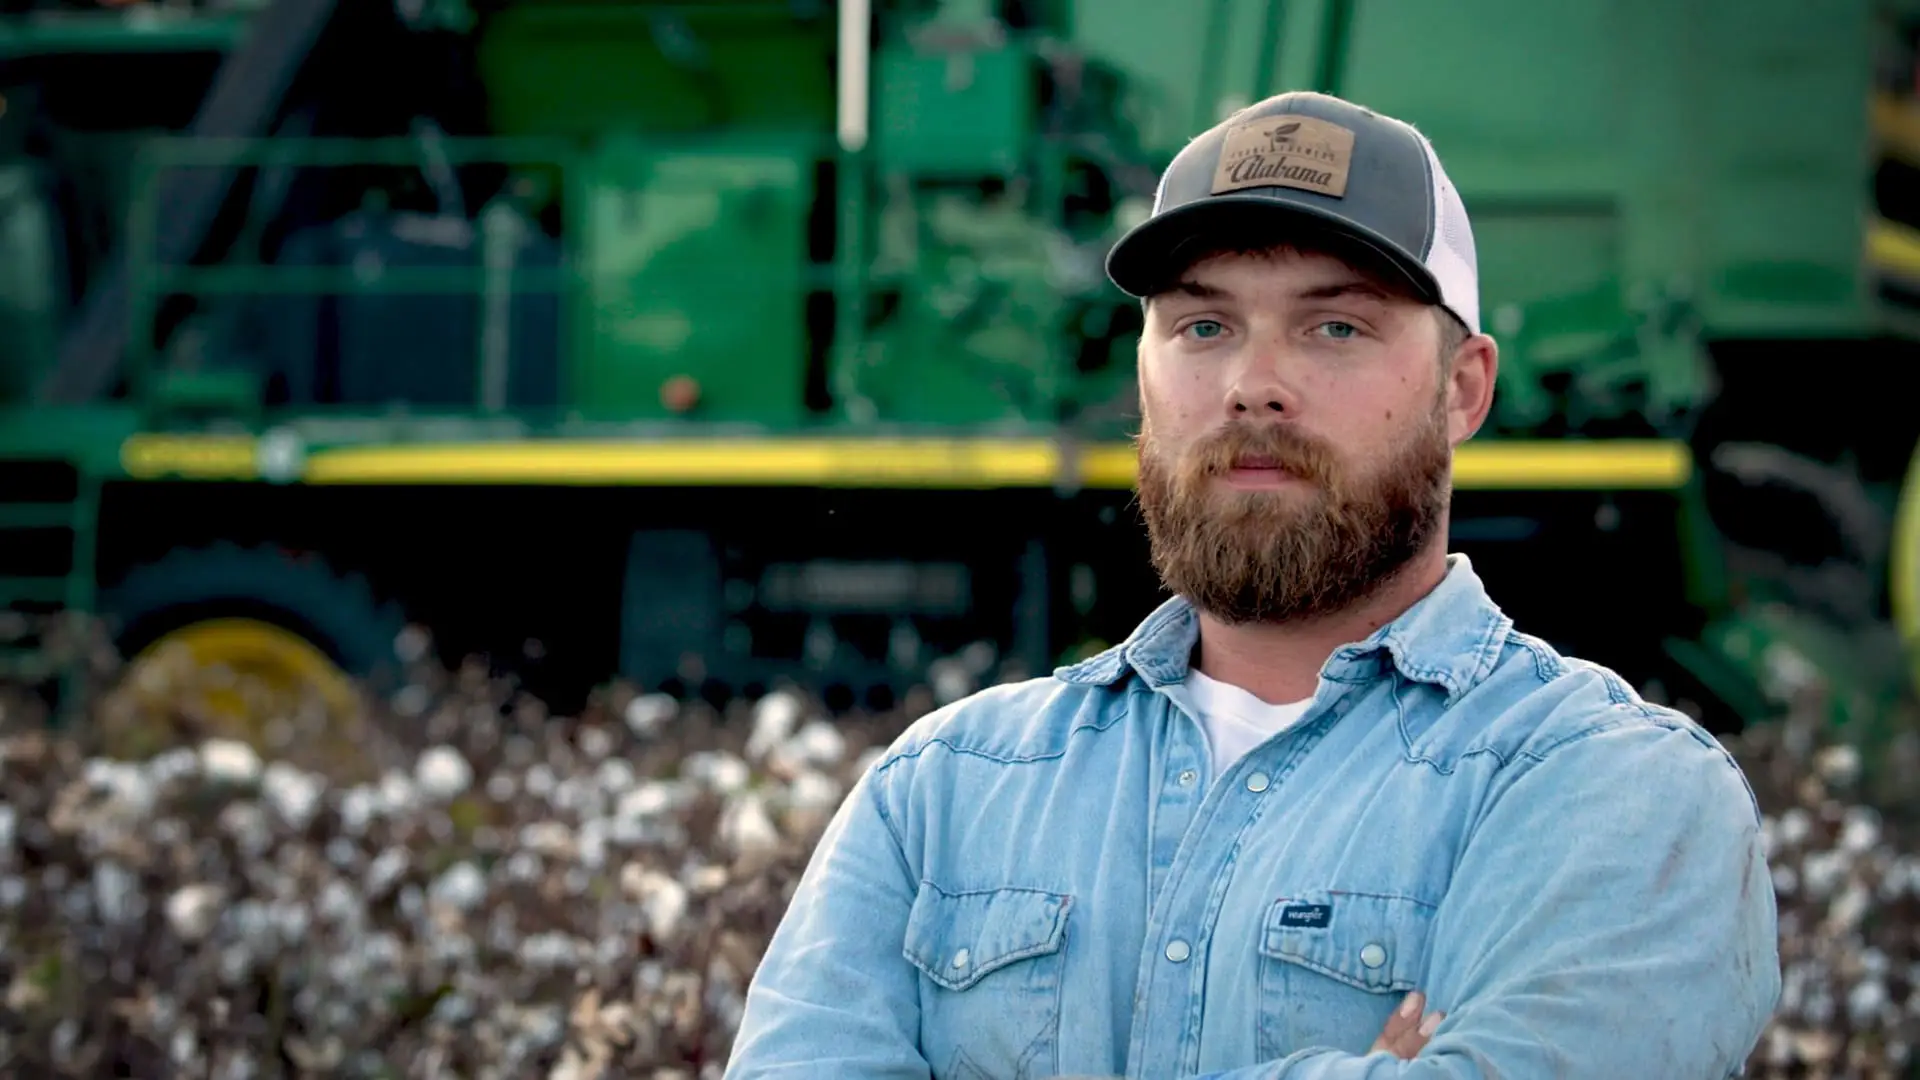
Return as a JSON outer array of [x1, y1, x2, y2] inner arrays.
[[952, 948, 970, 969], [1360, 943, 1387, 969], [1177, 769, 1197, 787], [1246, 772, 1270, 793], [1165, 939, 1191, 963]]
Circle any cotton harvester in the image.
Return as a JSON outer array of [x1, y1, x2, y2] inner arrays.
[[1, 0, 1917, 736]]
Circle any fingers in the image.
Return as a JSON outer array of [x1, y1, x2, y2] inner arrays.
[[1370, 990, 1423, 1051], [1370, 991, 1446, 1059]]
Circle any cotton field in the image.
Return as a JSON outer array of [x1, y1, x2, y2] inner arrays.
[[0, 622, 1915, 1078]]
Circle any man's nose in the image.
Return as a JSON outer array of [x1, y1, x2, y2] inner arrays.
[[1225, 369, 1298, 418]]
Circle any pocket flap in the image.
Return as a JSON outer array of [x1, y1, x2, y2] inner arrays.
[[1258, 889, 1434, 994], [903, 883, 1072, 992]]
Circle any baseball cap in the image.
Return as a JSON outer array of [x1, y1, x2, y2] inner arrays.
[[1105, 90, 1481, 336]]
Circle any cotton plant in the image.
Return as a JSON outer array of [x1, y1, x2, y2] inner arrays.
[[0, 627, 1911, 1078]]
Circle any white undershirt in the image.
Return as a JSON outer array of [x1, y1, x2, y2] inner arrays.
[[1180, 669, 1313, 782]]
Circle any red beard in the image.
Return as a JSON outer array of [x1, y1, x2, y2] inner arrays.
[[1135, 396, 1453, 625]]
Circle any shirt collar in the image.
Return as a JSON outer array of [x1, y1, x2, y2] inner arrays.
[[1053, 553, 1514, 706]]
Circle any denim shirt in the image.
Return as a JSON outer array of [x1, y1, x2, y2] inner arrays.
[[725, 554, 1781, 1079]]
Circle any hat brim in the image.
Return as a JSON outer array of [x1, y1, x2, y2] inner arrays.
[[1105, 195, 1442, 306]]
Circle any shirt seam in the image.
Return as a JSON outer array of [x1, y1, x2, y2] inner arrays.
[[1516, 712, 1766, 826], [874, 696, 1134, 772]]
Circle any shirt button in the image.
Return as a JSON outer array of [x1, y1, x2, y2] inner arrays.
[[1177, 769, 1197, 787], [952, 948, 970, 969], [1165, 939, 1191, 963], [1360, 943, 1387, 968], [1246, 772, 1271, 793]]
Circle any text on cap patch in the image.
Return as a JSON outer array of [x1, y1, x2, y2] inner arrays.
[[1212, 114, 1355, 199]]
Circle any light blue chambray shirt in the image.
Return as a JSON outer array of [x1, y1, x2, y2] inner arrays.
[[724, 554, 1781, 1079]]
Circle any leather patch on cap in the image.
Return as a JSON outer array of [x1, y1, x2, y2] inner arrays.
[[1212, 113, 1355, 198]]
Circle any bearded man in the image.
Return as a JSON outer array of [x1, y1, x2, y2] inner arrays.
[[725, 91, 1780, 1079]]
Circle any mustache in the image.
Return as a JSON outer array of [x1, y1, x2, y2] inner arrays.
[[1175, 423, 1338, 487]]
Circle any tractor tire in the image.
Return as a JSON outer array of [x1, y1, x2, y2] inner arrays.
[[102, 543, 409, 681]]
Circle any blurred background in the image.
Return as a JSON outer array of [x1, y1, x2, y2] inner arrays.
[[2, 0, 1919, 1075]]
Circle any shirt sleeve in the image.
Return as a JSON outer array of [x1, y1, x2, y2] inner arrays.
[[1196, 717, 1782, 1080], [723, 755, 933, 1080]]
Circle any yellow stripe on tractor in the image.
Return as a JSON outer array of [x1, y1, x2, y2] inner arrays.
[[117, 434, 1695, 492]]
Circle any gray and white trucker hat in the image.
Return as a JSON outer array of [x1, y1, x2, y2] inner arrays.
[[1105, 90, 1481, 336]]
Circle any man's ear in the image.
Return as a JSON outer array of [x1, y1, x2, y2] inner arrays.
[[1446, 332, 1498, 446]]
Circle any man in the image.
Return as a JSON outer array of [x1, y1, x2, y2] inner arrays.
[[724, 91, 1780, 1078]]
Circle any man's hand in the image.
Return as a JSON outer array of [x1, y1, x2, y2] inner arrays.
[[1371, 991, 1444, 1059]]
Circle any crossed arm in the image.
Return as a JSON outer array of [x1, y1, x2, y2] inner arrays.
[[724, 722, 1782, 1079], [1195, 722, 1782, 1079]]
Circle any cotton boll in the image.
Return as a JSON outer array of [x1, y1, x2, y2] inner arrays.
[[719, 794, 780, 861], [595, 758, 635, 794], [430, 862, 487, 912], [620, 867, 689, 941], [1772, 864, 1798, 898], [378, 769, 418, 815], [686, 752, 750, 796], [198, 740, 261, 786], [624, 693, 678, 738], [262, 763, 325, 831], [578, 725, 614, 762], [166, 883, 225, 941], [1849, 978, 1889, 1027], [1777, 808, 1812, 849], [1838, 806, 1880, 854], [1814, 743, 1860, 787], [1800, 850, 1848, 899], [792, 721, 846, 769], [337, 785, 378, 837], [786, 770, 841, 813], [415, 747, 473, 801], [746, 691, 802, 762]]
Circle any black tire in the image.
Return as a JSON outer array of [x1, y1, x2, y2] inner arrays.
[[100, 542, 410, 689]]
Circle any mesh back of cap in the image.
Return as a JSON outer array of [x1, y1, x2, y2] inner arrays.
[[1416, 131, 1480, 335]]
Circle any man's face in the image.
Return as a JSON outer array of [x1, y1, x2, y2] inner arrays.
[[1134, 244, 1463, 625]]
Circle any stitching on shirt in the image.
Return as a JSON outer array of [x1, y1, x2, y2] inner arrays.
[[1465, 610, 1510, 686], [914, 880, 1070, 903], [1259, 950, 1417, 993], [1395, 678, 1515, 774], [868, 774, 909, 851], [1400, 634, 1679, 772], [1515, 713, 1766, 825], [875, 695, 1133, 772], [1517, 716, 1634, 763], [1323, 888, 1440, 911], [1406, 741, 1515, 775], [1600, 668, 1664, 718], [1511, 633, 1564, 683], [1391, 656, 1463, 699]]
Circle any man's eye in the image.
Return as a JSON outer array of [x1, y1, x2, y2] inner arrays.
[[1184, 320, 1225, 340], [1317, 321, 1359, 339]]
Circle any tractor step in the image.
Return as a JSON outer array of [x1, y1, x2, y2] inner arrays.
[[0, 577, 73, 607], [0, 503, 83, 531], [0, 463, 101, 718]]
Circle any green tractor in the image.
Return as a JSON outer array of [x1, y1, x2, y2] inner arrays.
[[0, 0, 1915, 736]]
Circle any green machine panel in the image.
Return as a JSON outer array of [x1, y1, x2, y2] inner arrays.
[[474, 3, 836, 138], [873, 44, 1034, 175], [1333, 0, 1875, 340], [575, 138, 815, 425]]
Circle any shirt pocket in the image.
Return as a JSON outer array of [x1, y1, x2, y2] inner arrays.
[[903, 882, 1073, 1080], [1254, 888, 1436, 1060]]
